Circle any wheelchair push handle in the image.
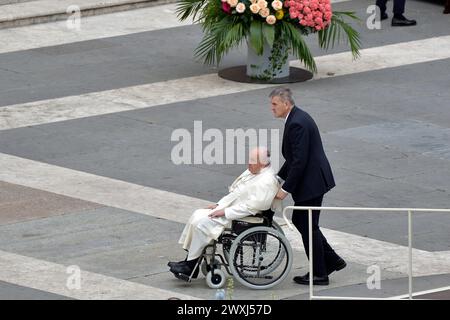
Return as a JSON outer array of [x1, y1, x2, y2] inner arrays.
[[282, 207, 295, 231]]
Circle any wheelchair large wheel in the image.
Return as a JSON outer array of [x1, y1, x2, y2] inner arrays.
[[228, 226, 292, 290], [271, 220, 285, 235], [222, 221, 285, 265]]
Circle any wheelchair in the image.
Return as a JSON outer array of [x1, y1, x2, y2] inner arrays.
[[178, 209, 293, 290]]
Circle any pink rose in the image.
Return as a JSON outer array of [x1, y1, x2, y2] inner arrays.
[[222, 1, 232, 14], [289, 8, 299, 18]]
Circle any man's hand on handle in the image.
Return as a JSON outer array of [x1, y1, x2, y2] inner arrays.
[[275, 188, 288, 200]]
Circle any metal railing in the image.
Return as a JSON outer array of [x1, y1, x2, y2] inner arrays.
[[282, 206, 450, 300]]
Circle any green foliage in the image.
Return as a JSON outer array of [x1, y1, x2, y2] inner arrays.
[[194, 15, 247, 65], [318, 11, 362, 59], [279, 21, 317, 72], [259, 36, 289, 80], [250, 20, 264, 55], [262, 24, 275, 49], [176, 0, 207, 23]]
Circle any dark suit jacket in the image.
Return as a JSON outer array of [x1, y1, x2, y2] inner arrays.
[[278, 106, 335, 202]]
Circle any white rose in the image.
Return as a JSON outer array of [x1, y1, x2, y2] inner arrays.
[[236, 2, 246, 13], [259, 7, 270, 18], [249, 3, 260, 13], [266, 15, 276, 24], [271, 0, 283, 11], [257, 0, 268, 8], [227, 0, 239, 7]]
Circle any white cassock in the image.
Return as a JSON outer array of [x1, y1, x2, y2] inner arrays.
[[179, 165, 279, 260]]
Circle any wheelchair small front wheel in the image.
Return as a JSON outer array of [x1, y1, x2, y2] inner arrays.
[[206, 269, 226, 289]]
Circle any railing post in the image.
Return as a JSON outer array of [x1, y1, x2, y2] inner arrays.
[[309, 208, 313, 300], [408, 210, 413, 300]]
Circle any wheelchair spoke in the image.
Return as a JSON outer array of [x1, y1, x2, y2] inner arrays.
[[230, 228, 292, 288]]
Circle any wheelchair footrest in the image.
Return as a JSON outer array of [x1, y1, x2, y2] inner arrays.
[[174, 273, 191, 282]]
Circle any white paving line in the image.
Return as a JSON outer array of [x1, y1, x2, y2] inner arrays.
[[0, 0, 351, 54], [0, 74, 273, 130], [0, 249, 199, 300], [1, 152, 450, 278], [0, 153, 209, 224], [1, 35, 450, 131], [0, 3, 192, 54], [389, 285, 450, 299]]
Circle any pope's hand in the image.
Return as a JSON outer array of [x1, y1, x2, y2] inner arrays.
[[206, 204, 218, 210], [208, 209, 225, 218]]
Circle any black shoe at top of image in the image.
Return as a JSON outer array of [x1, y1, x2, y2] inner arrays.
[[392, 15, 417, 27], [381, 12, 389, 21]]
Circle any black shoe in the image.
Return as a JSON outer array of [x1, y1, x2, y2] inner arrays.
[[293, 273, 329, 286], [327, 258, 347, 275], [380, 12, 388, 21], [167, 260, 186, 268], [392, 16, 417, 26], [170, 261, 200, 279]]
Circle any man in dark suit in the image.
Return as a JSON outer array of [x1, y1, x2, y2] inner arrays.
[[270, 87, 346, 286], [376, 0, 417, 26]]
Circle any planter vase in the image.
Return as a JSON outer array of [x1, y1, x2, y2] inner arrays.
[[246, 40, 290, 80]]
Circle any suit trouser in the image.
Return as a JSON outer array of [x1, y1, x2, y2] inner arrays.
[[293, 195, 341, 277], [376, 0, 406, 15]]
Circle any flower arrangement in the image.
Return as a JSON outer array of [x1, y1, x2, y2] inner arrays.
[[177, 0, 361, 79]]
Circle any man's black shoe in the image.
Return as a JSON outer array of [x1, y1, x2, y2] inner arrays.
[[380, 13, 388, 21], [293, 273, 329, 286], [327, 258, 347, 275], [392, 17, 417, 26]]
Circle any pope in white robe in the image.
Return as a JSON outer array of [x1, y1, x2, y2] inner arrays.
[[169, 147, 280, 277]]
